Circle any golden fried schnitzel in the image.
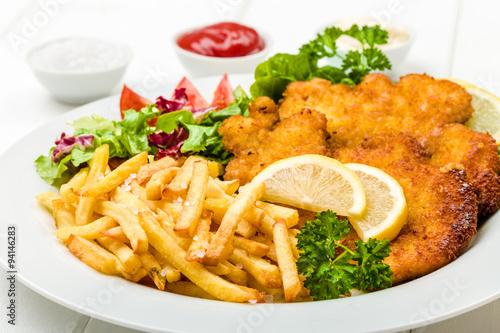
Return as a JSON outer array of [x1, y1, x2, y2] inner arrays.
[[219, 96, 330, 185], [333, 134, 477, 284], [218, 72, 500, 284], [279, 73, 500, 215]]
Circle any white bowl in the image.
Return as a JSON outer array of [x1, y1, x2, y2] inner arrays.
[[173, 28, 272, 77], [319, 21, 415, 73], [27, 37, 132, 105]]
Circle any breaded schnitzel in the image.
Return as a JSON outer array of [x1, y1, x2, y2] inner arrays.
[[218, 73, 499, 284], [219, 96, 330, 185], [333, 134, 477, 284], [279, 73, 500, 215]]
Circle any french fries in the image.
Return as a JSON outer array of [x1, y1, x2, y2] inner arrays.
[[139, 211, 262, 303], [39, 153, 306, 303], [273, 219, 302, 302], [174, 160, 209, 237], [203, 182, 265, 266]]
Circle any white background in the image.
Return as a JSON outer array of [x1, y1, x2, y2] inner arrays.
[[1, 0, 500, 332]]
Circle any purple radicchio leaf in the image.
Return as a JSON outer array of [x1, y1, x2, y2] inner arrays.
[[147, 127, 189, 160], [191, 106, 216, 122], [51, 133, 94, 163], [155, 88, 188, 114]]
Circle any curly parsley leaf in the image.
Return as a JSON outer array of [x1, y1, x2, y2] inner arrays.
[[296, 210, 393, 301], [251, 25, 392, 102]]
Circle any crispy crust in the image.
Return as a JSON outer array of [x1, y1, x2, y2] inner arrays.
[[219, 97, 330, 185], [278, 73, 499, 215], [334, 134, 478, 284]]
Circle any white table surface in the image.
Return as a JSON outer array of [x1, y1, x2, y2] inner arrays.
[[1, 0, 500, 332]]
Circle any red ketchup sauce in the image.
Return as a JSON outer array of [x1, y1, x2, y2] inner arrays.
[[177, 22, 265, 58]]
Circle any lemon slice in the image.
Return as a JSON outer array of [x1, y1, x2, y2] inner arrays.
[[345, 163, 408, 242], [446, 78, 500, 142], [251, 155, 366, 217]]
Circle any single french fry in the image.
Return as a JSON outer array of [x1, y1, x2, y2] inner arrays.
[[220, 260, 248, 286], [229, 247, 282, 289], [206, 263, 231, 275], [214, 178, 240, 196], [130, 180, 180, 214], [146, 167, 179, 200], [60, 167, 89, 206], [163, 155, 203, 199], [137, 155, 183, 184], [110, 186, 151, 214], [247, 275, 285, 303], [139, 211, 261, 303], [166, 281, 218, 300], [251, 235, 278, 262], [96, 236, 142, 274], [149, 247, 182, 283], [82, 151, 148, 198], [36, 192, 61, 211], [155, 209, 191, 250], [256, 201, 299, 229], [203, 182, 265, 266], [80, 145, 110, 193], [94, 200, 148, 254], [205, 179, 263, 233], [273, 219, 301, 302], [52, 199, 76, 229], [139, 252, 166, 291], [207, 161, 223, 178], [55, 216, 116, 242], [118, 266, 148, 282], [185, 211, 212, 262], [100, 226, 130, 243], [75, 145, 110, 225], [233, 236, 270, 257], [66, 234, 118, 275], [288, 230, 300, 259], [174, 160, 209, 238]]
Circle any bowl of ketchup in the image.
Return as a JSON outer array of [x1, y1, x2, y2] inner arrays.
[[174, 22, 272, 77]]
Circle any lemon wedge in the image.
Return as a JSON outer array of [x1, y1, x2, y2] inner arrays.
[[251, 155, 366, 217], [446, 78, 500, 143], [345, 163, 408, 242]]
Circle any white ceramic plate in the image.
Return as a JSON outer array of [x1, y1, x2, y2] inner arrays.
[[1, 74, 499, 333]]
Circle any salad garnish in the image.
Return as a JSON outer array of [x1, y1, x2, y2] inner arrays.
[[35, 76, 249, 186]]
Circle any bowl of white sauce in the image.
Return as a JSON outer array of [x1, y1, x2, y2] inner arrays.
[[326, 16, 415, 71], [27, 37, 132, 104]]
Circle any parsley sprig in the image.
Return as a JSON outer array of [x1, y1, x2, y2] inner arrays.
[[250, 25, 391, 102], [296, 210, 393, 301]]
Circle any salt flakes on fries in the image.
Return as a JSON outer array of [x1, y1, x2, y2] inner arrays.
[[36, 144, 310, 303]]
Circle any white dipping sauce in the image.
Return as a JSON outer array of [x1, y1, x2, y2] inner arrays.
[[29, 37, 130, 73], [335, 17, 409, 50]]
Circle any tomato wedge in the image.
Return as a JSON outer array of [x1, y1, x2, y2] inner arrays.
[[173, 77, 209, 110], [211, 73, 234, 110], [119, 85, 152, 119]]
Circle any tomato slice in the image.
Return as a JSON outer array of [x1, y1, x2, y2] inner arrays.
[[119, 85, 153, 119], [173, 77, 209, 110], [211, 73, 234, 110]]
